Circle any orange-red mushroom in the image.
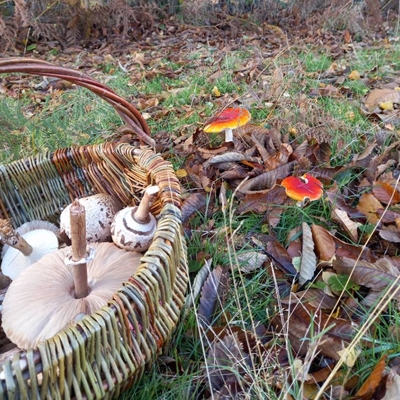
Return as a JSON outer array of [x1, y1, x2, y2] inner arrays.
[[281, 174, 323, 206], [204, 107, 251, 142]]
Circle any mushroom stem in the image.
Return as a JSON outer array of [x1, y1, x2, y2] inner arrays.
[[69, 200, 89, 299], [224, 128, 234, 142], [0, 219, 33, 256], [134, 186, 160, 223]]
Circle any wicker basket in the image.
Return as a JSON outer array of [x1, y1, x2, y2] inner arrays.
[[0, 58, 188, 399]]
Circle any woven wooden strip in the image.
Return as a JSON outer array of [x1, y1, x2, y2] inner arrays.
[[0, 59, 188, 399], [0, 58, 154, 148]]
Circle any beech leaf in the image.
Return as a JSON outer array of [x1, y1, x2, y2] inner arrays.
[[311, 224, 335, 261], [184, 258, 212, 313], [207, 332, 250, 393], [238, 161, 296, 193], [353, 355, 387, 399], [332, 257, 400, 302], [299, 223, 317, 285], [331, 207, 361, 242], [271, 302, 356, 360], [356, 193, 384, 224], [364, 88, 400, 112], [181, 193, 207, 224], [198, 265, 229, 325], [372, 181, 400, 205], [381, 370, 400, 400]]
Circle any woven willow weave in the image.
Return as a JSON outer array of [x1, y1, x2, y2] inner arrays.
[[0, 58, 188, 399]]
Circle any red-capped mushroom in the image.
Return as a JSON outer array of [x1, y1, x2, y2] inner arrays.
[[281, 174, 323, 206], [204, 107, 251, 142]]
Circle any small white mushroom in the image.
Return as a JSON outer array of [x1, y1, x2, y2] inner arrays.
[[0, 219, 59, 280], [1, 220, 59, 258], [60, 193, 122, 242], [111, 186, 159, 252]]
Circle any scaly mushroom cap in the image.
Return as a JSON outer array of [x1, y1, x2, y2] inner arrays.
[[111, 206, 157, 252], [60, 193, 122, 242], [111, 185, 159, 253], [204, 107, 251, 133], [281, 174, 323, 203], [2, 242, 141, 349]]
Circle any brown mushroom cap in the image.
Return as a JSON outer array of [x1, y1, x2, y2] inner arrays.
[[204, 107, 251, 133], [2, 242, 141, 349], [281, 174, 324, 203]]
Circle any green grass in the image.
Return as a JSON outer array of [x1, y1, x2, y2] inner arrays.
[[2, 38, 400, 399]]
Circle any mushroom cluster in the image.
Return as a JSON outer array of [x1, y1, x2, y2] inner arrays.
[[1, 187, 160, 350]]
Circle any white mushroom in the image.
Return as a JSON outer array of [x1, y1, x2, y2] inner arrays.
[[60, 193, 122, 242], [1, 220, 59, 258], [0, 219, 59, 280], [111, 185, 159, 252]]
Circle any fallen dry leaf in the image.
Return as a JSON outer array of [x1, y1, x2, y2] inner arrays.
[[331, 207, 361, 242], [311, 224, 336, 262], [198, 265, 229, 326], [271, 301, 357, 361], [356, 193, 384, 224], [332, 256, 400, 304], [353, 355, 387, 400], [299, 223, 317, 285], [381, 369, 400, 400], [364, 88, 400, 113], [372, 181, 400, 205]]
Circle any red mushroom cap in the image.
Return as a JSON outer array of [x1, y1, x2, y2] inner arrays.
[[281, 174, 323, 202], [204, 107, 251, 133]]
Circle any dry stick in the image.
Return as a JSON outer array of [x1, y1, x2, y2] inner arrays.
[[69, 200, 89, 299]]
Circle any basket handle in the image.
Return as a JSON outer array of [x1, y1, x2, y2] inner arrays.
[[0, 57, 155, 148]]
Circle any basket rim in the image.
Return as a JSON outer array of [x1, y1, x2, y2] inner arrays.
[[0, 57, 155, 148]]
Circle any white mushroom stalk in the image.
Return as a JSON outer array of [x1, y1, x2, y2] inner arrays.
[[203, 107, 251, 143], [111, 185, 160, 252]]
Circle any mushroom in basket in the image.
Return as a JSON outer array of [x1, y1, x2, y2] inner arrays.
[[60, 193, 122, 242], [2, 199, 142, 350], [0, 219, 59, 280], [111, 185, 159, 252]]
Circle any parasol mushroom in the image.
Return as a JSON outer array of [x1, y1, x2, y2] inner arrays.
[[281, 174, 324, 207], [204, 107, 251, 143], [0, 219, 59, 280], [60, 193, 122, 242], [1, 220, 59, 258], [111, 185, 159, 252], [2, 200, 142, 350]]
